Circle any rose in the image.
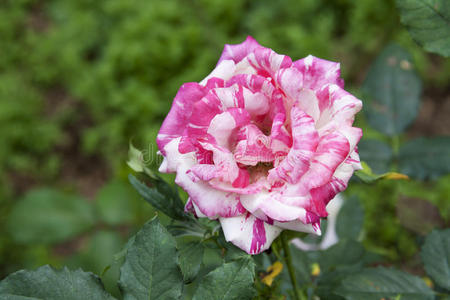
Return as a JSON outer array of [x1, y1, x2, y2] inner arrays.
[[157, 36, 362, 254]]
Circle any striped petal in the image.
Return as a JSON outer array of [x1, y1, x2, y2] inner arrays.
[[160, 138, 245, 219], [157, 83, 206, 154], [293, 55, 344, 91], [268, 108, 318, 184], [220, 213, 282, 254], [218, 36, 263, 64]]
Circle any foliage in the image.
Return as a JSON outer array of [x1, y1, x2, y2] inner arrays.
[[3, 169, 448, 299], [421, 229, 450, 290], [0, 0, 449, 299], [396, 0, 450, 57], [362, 44, 422, 136], [0, 265, 115, 299]]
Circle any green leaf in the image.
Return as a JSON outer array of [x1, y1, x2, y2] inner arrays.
[[399, 137, 450, 180], [6, 188, 95, 244], [362, 44, 422, 136], [319, 239, 366, 272], [128, 173, 188, 221], [396, 0, 450, 57], [95, 180, 137, 226], [421, 229, 450, 290], [336, 267, 434, 300], [336, 196, 364, 240], [0, 265, 115, 300], [127, 143, 157, 178], [192, 258, 256, 300], [127, 142, 146, 173], [358, 139, 393, 174], [355, 162, 409, 183], [118, 217, 183, 300], [178, 241, 204, 283], [316, 271, 352, 300]]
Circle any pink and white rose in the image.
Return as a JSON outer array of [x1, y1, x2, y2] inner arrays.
[[157, 36, 362, 254]]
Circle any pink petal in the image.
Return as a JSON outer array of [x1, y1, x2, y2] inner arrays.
[[185, 92, 223, 139], [275, 67, 320, 121], [218, 36, 263, 64], [269, 113, 291, 162], [160, 138, 245, 218], [293, 55, 344, 91], [157, 83, 206, 154], [240, 190, 310, 222], [310, 150, 360, 208], [274, 219, 320, 235], [200, 60, 236, 85], [220, 213, 282, 254], [268, 108, 318, 184], [208, 176, 268, 195], [199, 142, 241, 184], [247, 47, 292, 78], [213, 85, 270, 117], [300, 131, 350, 191], [207, 111, 240, 149], [315, 84, 363, 130], [226, 74, 276, 98], [234, 124, 274, 166]]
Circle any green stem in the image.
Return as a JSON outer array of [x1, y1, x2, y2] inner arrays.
[[281, 231, 307, 300]]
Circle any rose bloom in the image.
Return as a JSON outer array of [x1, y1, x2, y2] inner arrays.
[[157, 36, 362, 254]]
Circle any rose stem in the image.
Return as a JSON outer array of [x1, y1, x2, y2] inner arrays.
[[281, 231, 307, 300]]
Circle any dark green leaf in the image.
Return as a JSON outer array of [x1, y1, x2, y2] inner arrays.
[[95, 180, 137, 226], [178, 242, 204, 283], [192, 258, 256, 300], [119, 217, 183, 300], [6, 188, 95, 244], [0, 265, 115, 300], [316, 270, 351, 300], [363, 44, 422, 136], [358, 139, 393, 174], [319, 239, 366, 272], [128, 173, 188, 221], [421, 229, 450, 290], [336, 196, 364, 240], [224, 244, 251, 263], [396, 0, 450, 57], [336, 267, 434, 300], [399, 137, 450, 180]]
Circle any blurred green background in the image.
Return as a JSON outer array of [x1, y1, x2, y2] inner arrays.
[[0, 0, 449, 297]]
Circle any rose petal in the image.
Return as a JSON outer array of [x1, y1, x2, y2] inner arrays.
[[234, 124, 273, 166], [213, 85, 270, 117], [200, 59, 236, 85], [218, 36, 263, 64], [293, 55, 344, 91], [247, 47, 292, 78], [240, 190, 310, 222], [300, 131, 350, 191], [220, 213, 282, 254], [316, 84, 363, 130], [309, 151, 360, 210], [268, 108, 318, 184], [157, 83, 206, 154], [161, 138, 245, 218], [274, 219, 320, 235]]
